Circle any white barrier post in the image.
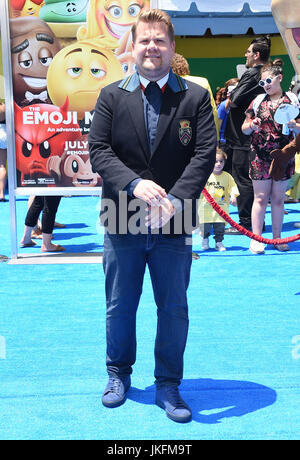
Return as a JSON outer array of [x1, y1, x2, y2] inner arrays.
[[0, 335, 6, 360]]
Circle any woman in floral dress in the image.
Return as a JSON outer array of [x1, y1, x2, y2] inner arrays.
[[242, 60, 300, 253]]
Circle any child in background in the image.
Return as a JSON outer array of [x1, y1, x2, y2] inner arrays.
[[286, 152, 300, 202], [198, 148, 239, 251]]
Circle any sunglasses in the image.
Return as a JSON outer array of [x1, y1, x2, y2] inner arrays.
[[259, 75, 279, 87]]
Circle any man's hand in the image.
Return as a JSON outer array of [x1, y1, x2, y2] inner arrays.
[[146, 197, 175, 229], [133, 180, 167, 206]]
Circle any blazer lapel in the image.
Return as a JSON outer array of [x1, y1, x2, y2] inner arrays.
[[119, 73, 151, 160], [125, 89, 151, 160]]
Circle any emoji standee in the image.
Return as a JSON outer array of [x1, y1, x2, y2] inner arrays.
[[271, 0, 300, 78], [46, 35, 123, 120], [39, 0, 89, 38], [77, 0, 150, 42], [10, 0, 45, 18], [116, 30, 136, 77], [47, 144, 102, 187]]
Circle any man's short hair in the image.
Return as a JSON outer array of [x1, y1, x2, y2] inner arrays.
[[251, 36, 271, 63], [131, 9, 175, 44]]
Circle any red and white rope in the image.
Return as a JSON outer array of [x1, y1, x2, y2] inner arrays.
[[202, 188, 300, 245]]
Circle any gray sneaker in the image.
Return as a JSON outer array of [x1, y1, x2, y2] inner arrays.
[[155, 385, 192, 423], [102, 376, 131, 408]]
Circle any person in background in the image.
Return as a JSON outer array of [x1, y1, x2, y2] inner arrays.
[[224, 36, 271, 235], [198, 147, 239, 252], [171, 53, 219, 140], [215, 78, 239, 173], [285, 152, 300, 203], [20, 196, 65, 252], [26, 195, 66, 240], [242, 60, 300, 253], [0, 103, 7, 202]]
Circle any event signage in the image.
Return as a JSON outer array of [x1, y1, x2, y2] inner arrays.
[[7, 0, 150, 189]]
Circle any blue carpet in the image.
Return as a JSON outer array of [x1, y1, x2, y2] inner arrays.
[[0, 196, 300, 440]]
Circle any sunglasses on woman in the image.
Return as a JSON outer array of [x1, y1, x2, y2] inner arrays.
[[259, 75, 279, 87]]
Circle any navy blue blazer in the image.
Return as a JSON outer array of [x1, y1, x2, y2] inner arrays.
[[89, 70, 217, 234]]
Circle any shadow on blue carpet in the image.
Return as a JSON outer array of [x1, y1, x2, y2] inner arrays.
[[128, 379, 277, 425]]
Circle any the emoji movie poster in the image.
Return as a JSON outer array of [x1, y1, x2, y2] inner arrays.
[[8, 0, 150, 188]]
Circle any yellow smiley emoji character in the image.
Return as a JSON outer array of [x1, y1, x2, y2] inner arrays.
[[47, 36, 123, 120], [97, 0, 150, 40], [78, 0, 150, 42]]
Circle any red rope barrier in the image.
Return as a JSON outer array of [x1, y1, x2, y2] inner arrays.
[[202, 187, 300, 245]]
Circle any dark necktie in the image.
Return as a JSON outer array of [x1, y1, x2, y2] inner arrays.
[[144, 81, 162, 153]]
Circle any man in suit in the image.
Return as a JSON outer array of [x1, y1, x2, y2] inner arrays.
[[89, 9, 217, 423], [224, 36, 271, 234]]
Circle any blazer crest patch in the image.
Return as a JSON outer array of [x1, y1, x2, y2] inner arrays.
[[179, 120, 192, 146]]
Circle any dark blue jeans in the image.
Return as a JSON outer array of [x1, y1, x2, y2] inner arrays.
[[201, 222, 225, 242], [103, 232, 192, 386]]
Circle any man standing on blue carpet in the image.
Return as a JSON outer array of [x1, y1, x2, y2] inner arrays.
[[224, 36, 271, 234], [89, 9, 217, 423]]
